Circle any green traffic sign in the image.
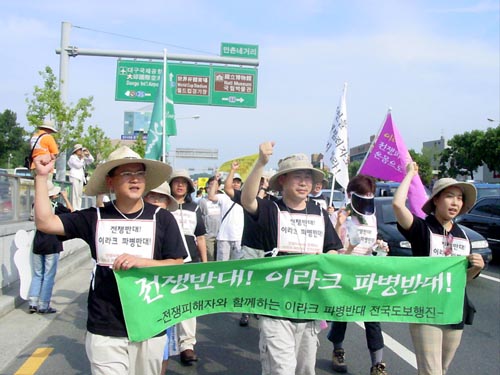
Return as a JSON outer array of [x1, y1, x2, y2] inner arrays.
[[220, 42, 259, 59], [115, 60, 162, 102], [115, 60, 258, 108]]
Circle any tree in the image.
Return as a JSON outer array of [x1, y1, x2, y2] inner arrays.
[[0, 110, 31, 168], [409, 149, 433, 186], [479, 125, 500, 173], [24, 66, 113, 176], [80, 126, 117, 171], [348, 160, 361, 178], [130, 131, 146, 157], [439, 130, 484, 179]]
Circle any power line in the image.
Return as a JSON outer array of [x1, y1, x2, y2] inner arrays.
[[73, 25, 218, 57]]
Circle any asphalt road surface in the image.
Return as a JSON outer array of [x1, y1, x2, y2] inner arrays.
[[1, 262, 498, 375]]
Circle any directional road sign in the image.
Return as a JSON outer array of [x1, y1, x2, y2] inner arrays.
[[116, 60, 258, 108]]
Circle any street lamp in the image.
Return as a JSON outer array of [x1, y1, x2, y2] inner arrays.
[[7, 153, 12, 170]]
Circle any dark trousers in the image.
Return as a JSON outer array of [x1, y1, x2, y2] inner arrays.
[[327, 321, 384, 352]]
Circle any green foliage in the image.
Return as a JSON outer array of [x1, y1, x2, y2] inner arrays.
[[479, 126, 500, 173], [438, 130, 485, 179], [409, 149, 433, 186], [0, 110, 31, 168], [24, 65, 115, 173], [25, 66, 94, 153], [349, 160, 361, 178], [80, 126, 118, 170], [130, 131, 146, 157]]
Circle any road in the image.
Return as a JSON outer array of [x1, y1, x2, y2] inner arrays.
[[1, 262, 498, 375]]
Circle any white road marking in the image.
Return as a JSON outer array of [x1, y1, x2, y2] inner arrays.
[[479, 273, 500, 282], [355, 322, 417, 369]]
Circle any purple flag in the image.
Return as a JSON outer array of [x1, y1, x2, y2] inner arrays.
[[359, 111, 428, 218]]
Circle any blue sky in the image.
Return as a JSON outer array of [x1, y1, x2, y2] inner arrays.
[[1, 0, 498, 172]]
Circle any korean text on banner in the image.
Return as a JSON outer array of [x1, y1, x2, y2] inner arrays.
[[324, 83, 349, 190], [115, 254, 467, 342], [358, 111, 428, 218]]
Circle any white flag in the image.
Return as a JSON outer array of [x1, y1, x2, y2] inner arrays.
[[324, 83, 349, 190]]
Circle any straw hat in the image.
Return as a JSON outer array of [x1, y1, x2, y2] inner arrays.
[[72, 144, 83, 154], [268, 153, 324, 191], [47, 181, 61, 197], [147, 181, 179, 211], [39, 119, 58, 133], [84, 146, 172, 196], [422, 178, 477, 215], [168, 169, 195, 194]]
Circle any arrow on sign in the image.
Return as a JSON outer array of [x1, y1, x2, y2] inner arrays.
[[221, 96, 245, 103]]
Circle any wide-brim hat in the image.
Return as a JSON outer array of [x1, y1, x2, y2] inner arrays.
[[269, 153, 324, 192], [47, 181, 61, 197], [39, 119, 57, 133], [147, 181, 179, 211], [168, 169, 195, 194], [72, 144, 83, 154], [84, 146, 172, 196], [422, 178, 477, 215]]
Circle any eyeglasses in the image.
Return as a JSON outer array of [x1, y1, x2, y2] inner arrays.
[[116, 171, 147, 178]]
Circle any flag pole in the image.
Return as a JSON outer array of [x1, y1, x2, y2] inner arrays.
[[162, 48, 167, 163], [357, 107, 391, 175]]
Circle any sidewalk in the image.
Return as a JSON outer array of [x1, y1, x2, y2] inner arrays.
[[0, 248, 92, 374]]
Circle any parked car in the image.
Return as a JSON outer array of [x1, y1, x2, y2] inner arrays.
[[375, 182, 401, 197], [320, 189, 345, 209], [374, 197, 492, 267], [455, 196, 500, 262], [472, 183, 500, 200], [14, 167, 32, 177], [375, 181, 430, 197]]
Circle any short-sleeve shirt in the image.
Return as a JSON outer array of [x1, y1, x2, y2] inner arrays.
[[171, 201, 206, 263], [397, 214, 471, 257], [232, 190, 275, 251], [252, 198, 343, 255], [30, 130, 59, 169], [59, 202, 186, 338], [33, 202, 71, 255]]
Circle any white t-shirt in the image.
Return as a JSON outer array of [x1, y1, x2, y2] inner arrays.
[[215, 193, 244, 241]]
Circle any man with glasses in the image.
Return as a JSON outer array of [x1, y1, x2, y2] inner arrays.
[[33, 146, 186, 375]]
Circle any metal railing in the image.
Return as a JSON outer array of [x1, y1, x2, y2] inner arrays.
[[0, 173, 95, 223]]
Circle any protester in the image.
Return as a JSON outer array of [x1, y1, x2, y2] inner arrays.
[[393, 162, 484, 375], [168, 169, 208, 366], [198, 176, 222, 261], [28, 181, 73, 314], [309, 176, 329, 210], [240, 141, 343, 375], [33, 146, 186, 375], [144, 181, 181, 375], [217, 164, 275, 326], [68, 144, 94, 210], [207, 161, 244, 261], [29, 119, 59, 174], [327, 174, 389, 375]]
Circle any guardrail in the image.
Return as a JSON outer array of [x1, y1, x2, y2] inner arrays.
[[0, 173, 95, 223]]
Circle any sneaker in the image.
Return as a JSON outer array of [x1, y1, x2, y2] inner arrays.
[[28, 305, 37, 314], [239, 314, 250, 326], [332, 348, 347, 373], [370, 362, 388, 375], [37, 307, 57, 314]]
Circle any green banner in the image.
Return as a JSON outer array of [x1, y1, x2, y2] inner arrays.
[[115, 254, 467, 342]]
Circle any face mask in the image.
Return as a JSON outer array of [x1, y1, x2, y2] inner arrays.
[[350, 192, 375, 215]]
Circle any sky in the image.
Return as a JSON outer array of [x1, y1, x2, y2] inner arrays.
[[1, 0, 499, 173]]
